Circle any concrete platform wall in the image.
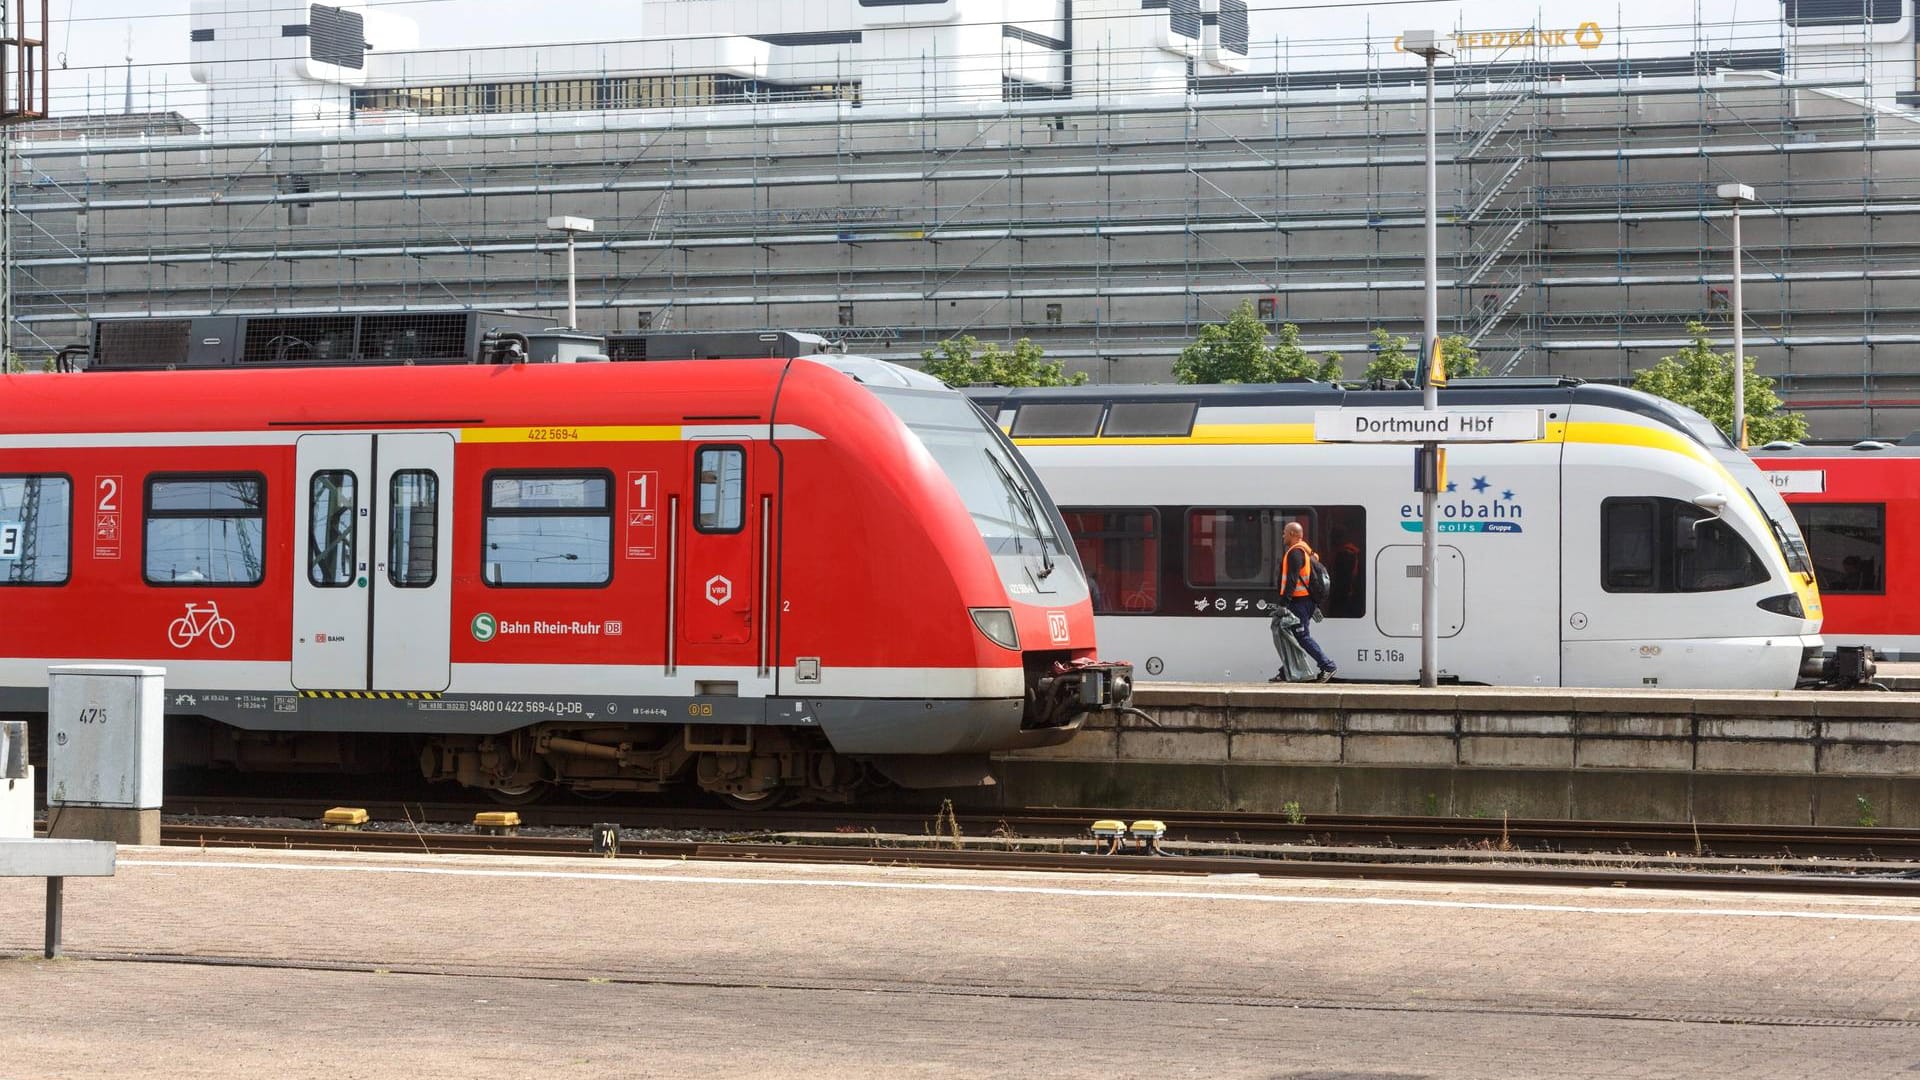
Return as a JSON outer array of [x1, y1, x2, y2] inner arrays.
[[990, 685, 1920, 826]]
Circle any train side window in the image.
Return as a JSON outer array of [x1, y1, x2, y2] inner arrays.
[[1010, 402, 1104, 438], [1792, 502, 1885, 594], [482, 471, 612, 587], [1061, 508, 1159, 613], [695, 446, 745, 533], [389, 470, 439, 588], [1185, 507, 1313, 589], [145, 474, 267, 587], [1102, 401, 1197, 438], [1602, 496, 1767, 593], [0, 475, 73, 586], [307, 472, 357, 588]]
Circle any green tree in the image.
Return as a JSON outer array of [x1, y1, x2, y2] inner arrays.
[[1173, 301, 1342, 384], [1631, 321, 1807, 445], [919, 335, 1086, 388], [1272, 321, 1345, 383], [1361, 330, 1485, 385], [1, 353, 53, 373]]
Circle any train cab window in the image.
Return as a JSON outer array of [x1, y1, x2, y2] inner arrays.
[[694, 447, 745, 533], [1102, 400, 1197, 438], [1186, 508, 1312, 589], [145, 475, 266, 586], [1010, 403, 1104, 438], [1602, 496, 1768, 593], [388, 471, 439, 588], [482, 471, 611, 587], [307, 472, 357, 588], [0, 475, 72, 585], [1061, 509, 1159, 613], [1792, 502, 1885, 594]]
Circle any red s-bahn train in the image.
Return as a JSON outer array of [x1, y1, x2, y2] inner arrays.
[[0, 354, 1131, 804], [1753, 438, 1920, 660]]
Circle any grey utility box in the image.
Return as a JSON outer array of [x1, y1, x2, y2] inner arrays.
[[47, 665, 164, 809]]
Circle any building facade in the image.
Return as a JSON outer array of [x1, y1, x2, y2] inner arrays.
[[11, 0, 1920, 436]]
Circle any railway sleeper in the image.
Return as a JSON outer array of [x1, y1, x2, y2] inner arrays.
[[419, 723, 861, 806]]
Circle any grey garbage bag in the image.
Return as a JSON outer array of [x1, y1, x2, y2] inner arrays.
[[1269, 608, 1324, 682]]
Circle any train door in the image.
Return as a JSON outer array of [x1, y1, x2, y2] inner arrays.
[[676, 443, 764, 683], [371, 433, 454, 691], [292, 432, 454, 691], [293, 435, 373, 690]]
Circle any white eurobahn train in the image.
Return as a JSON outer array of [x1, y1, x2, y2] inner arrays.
[[969, 379, 1825, 690]]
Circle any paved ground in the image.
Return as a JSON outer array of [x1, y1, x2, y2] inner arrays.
[[3, 848, 1919, 1078]]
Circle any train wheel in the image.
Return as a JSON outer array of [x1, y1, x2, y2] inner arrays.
[[716, 788, 788, 812], [487, 782, 550, 806]]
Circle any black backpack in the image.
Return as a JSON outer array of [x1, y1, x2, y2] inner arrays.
[[1289, 545, 1332, 606], [1306, 553, 1332, 606]]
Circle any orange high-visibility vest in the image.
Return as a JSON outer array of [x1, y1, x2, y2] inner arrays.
[[1285, 539, 1314, 599]]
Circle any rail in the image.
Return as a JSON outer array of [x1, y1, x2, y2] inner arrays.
[[151, 822, 1920, 898]]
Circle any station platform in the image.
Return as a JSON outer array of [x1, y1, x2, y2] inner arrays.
[[988, 680, 1920, 825], [2, 846, 1917, 1079], [1877, 662, 1920, 691]]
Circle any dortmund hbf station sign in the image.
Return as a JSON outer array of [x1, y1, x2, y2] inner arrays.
[[1313, 408, 1545, 444]]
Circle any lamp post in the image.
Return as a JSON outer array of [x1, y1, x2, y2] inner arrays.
[[1714, 184, 1754, 450], [545, 215, 595, 330], [1404, 29, 1449, 688]]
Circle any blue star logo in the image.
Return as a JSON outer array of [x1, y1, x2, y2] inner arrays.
[[1471, 476, 1491, 493], [1444, 481, 1457, 493], [1501, 489, 1515, 501]]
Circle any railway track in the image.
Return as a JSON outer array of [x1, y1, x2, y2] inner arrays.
[[161, 795, 1920, 861], [156, 822, 1920, 897]]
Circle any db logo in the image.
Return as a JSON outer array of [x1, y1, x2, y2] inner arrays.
[[471, 612, 497, 642], [1047, 611, 1070, 644]]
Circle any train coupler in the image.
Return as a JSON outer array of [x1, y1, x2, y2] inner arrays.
[[1028, 658, 1134, 729], [1808, 645, 1882, 691]]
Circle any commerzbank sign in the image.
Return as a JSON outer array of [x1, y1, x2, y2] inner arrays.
[[1394, 23, 1606, 52]]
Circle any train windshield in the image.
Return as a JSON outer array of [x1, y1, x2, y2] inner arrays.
[[870, 387, 1066, 558], [1747, 485, 1816, 578]]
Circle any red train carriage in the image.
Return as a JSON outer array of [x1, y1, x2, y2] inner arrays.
[[1754, 439, 1920, 659], [0, 356, 1131, 804]]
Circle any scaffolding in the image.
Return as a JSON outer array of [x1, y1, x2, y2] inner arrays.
[[7, 14, 1920, 436]]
